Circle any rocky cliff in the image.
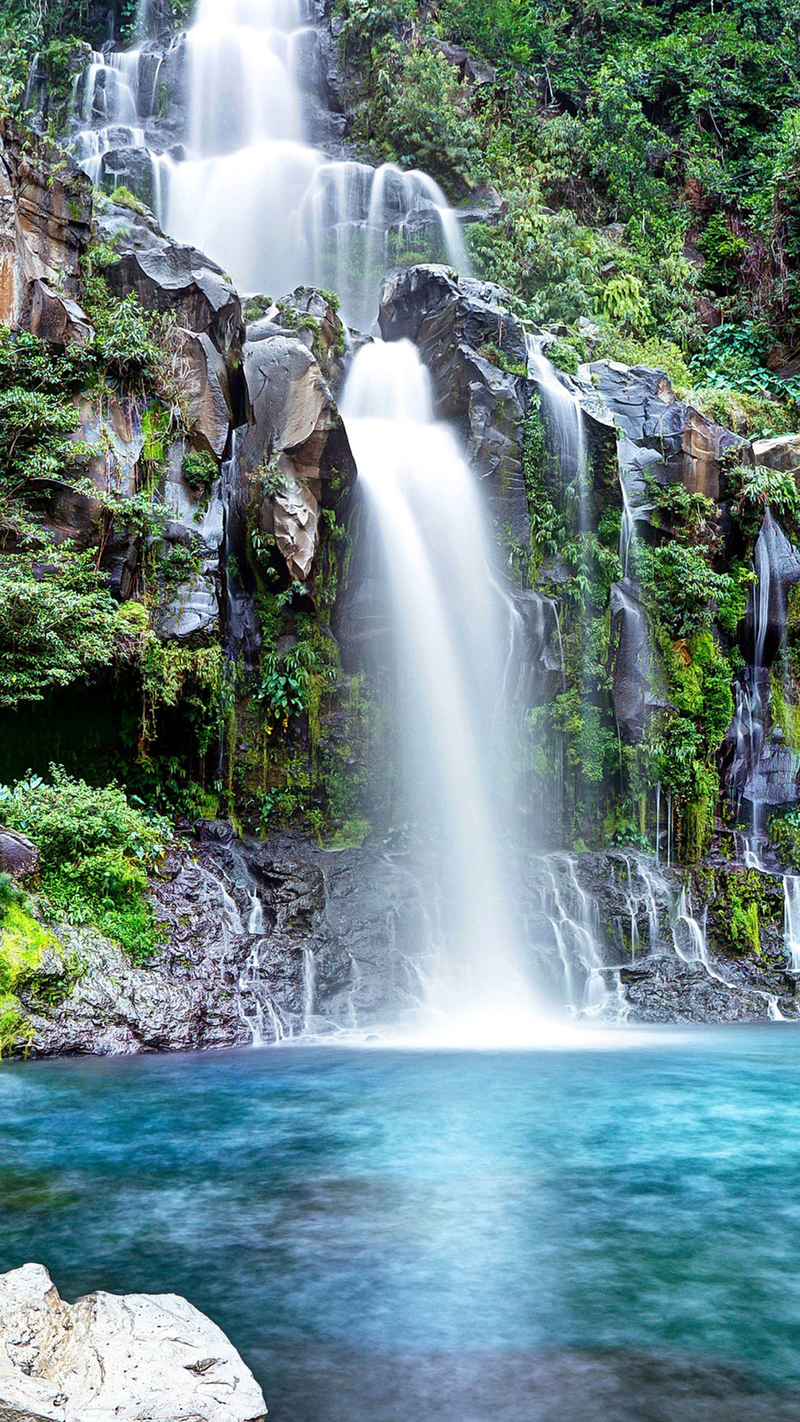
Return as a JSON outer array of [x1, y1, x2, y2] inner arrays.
[[1, 67, 800, 1047]]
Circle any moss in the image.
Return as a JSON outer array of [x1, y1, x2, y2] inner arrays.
[[0, 902, 58, 992], [0, 902, 62, 1056]]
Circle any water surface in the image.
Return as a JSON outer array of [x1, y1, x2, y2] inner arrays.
[[3, 1030, 800, 1420]]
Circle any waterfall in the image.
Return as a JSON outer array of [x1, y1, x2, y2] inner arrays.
[[784, 877, 800, 972], [525, 335, 588, 526], [72, 0, 466, 325], [341, 339, 544, 1042]]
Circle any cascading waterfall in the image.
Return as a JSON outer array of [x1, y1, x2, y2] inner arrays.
[[72, 0, 466, 325], [784, 877, 800, 972], [525, 334, 588, 528], [341, 339, 545, 1042]]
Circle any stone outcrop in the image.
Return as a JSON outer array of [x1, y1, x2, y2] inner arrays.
[[0, 829, 38, 881], [240, 324, 354, 583], [0, 1263, 267, 1422], [97, 201, 246, 456], [0, 122, 93, 347], [12, 833, 429, 1056], [609, 580, 661, 742], [379, 264, 531, 547], [752, 432, 800, 476], [587, 360, 752, 501]]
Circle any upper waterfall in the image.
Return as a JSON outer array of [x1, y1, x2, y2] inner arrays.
[[73, 0, 467, 326]]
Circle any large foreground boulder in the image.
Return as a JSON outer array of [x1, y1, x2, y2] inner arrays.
[[0, 1263, 267, 1422]]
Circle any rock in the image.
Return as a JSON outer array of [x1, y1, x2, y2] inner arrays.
[[156, 573, 220, 642], [752, 432, 800, 476], [0, 1263, 267, 1422], [609, 580, 660, 742], [379, 264, 531, 547], [239, 331, 354, 583], [430, 37, 496, 84], [745, 512, 800, 664], [275, 286, 349, 391], [97, 203, 245, 450], [98, 206, 242, 365], [0, 120, 92, 347], [175, 328, 233, 458], [588, 361, 752, 501], [0, 829, 38, 881]]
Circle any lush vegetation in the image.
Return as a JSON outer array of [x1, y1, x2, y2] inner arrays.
[[336, 0, 800, 432], [0, 768, 169, 958]]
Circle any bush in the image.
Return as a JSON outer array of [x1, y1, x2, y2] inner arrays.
[[0, 768, 169, 960], [0, 550, 123, 708], [637, 543, 742, 639]]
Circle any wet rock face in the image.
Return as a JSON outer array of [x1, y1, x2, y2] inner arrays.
[[609, 580, 661, 743], [378, 264, 531, 548], [239, 324, 355, 584], [16, 833, 427, 1056], [0, 121, 93, 346], [588, 360, 752, 501], [570, 850, 797, 1022], [0, 829, 38, 881], [0, 1263, 267, 1422]]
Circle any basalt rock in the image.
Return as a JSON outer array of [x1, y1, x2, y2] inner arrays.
[[0, 121, 93, 347], [587, 360, 752, 501], [97, 202, 245, 446], [239, 327, 354, 583], [378, 264, 531, 548], [752, 432, 800, 476], [609, 580, 661, 743], [0, 829, 38, 881], [13, 833, 426, 1055], [0, 1263, 267, 1422]]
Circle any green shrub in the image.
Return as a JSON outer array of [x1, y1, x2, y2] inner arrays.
[[0, 550, 123, 708], [637, 543, 742, 639], [730, 462, 800, 536], [0, 769, 169, 961]]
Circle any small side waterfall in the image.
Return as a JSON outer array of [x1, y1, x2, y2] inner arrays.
[[342, 339, 544, 1042], [784, 877, 800, 972], [525, 335, 588, 526]]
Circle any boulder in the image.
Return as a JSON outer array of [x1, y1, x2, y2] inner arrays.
[[0, 829, 38, 881], [752, 432, 800, 476], [588, 361, 752, 500], [378, 264, 530, 546], [0, 1262, 267, 1422], [239, 331, 354, 583], [0, 121, 92, 346]]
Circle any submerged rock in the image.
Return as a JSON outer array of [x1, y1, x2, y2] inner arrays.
[[0, 1262, 267, 1422]]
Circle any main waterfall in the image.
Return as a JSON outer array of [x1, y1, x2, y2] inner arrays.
[[341, 341, 545, 1042], [74, 0, 465, 324]]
